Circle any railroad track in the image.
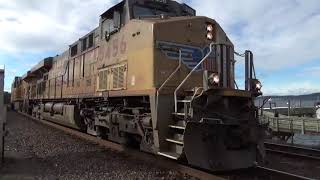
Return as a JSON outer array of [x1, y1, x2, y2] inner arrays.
[[16, 111, 313, 180], [221, 166, 314, 180], [255, 166, 314, 180], [265, 141, 320, 160]]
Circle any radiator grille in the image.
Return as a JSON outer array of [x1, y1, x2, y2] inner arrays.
[[98, 63, 127, 91], [112, 65, 126, 89], [98, 70, 108, 90]]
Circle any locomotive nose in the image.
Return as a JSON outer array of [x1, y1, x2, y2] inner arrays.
[[183, 120, 257, 171]]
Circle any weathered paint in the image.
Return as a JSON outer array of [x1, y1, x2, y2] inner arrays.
[[12, 15, 236, 101]]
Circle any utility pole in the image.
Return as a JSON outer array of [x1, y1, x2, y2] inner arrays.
[[287, 100, 291, 117], [0, 66, 5, 165], [299, 98, 302, 108]]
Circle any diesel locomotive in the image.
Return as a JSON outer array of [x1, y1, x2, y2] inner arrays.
[[11, 0, 265, 171]]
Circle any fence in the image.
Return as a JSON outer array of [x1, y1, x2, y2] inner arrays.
[[260, 115, 320, 135]]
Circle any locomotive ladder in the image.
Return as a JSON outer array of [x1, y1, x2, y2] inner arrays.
[[158, 96, 190, 160], [158, 43, 217, 160]]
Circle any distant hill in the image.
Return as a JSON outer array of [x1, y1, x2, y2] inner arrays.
[[264, 93, 320, 99], [256, 93, 320, 108]]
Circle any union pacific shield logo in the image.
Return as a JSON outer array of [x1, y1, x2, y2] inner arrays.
[[156, 41, 215, 71]]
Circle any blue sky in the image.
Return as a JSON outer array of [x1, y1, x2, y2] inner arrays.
[[0, 0, 320, 95]]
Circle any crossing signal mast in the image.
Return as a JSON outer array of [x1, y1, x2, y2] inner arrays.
[[0, 65, 5, 165]]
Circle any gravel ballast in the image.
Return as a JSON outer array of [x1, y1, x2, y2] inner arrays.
[[0, 111, 192, 180]]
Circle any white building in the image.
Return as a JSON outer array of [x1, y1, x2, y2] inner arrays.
[[316, 108, 320, 119]]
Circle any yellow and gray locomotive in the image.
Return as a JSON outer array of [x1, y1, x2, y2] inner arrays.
[[11, 0, 264, 171]]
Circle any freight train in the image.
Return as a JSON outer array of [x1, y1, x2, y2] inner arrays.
[[11, 0, 265, 172]]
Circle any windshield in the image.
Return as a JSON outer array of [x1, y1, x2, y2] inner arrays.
[[133, 5, 175, 18]]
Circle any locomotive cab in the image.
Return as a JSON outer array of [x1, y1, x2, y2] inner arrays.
[[99, 0, 196, 41]]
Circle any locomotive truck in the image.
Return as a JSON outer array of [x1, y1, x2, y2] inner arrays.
[[11, 0, 265, 171]]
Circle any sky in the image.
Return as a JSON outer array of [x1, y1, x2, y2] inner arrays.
[[0, 0, 319, 95]]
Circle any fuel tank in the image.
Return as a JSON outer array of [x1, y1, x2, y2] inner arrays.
[[44, 102, 54, 112], [53, 103, 64, 114]]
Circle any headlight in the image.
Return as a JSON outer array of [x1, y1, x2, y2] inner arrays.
[[256, 81, 262, 90], [250, 79, 263, 96], [207, 32, 213, 40], [207, 24, 214, 32], [208, 73, 220, 85]]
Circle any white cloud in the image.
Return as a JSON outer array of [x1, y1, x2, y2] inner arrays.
[[0, 0, 118, 53], [0, 0, 319, 95], [1, 0, 319, 68], [189, 0, 320, 70]]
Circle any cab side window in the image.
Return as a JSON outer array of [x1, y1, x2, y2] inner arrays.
[[102, 19, 114, 36], [101, 7, 124, 41], [88, 34, 94, 48], [71, 44, 78, 57]]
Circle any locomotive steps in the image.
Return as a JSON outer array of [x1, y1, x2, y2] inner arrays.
[[158, 93, 192, 160]]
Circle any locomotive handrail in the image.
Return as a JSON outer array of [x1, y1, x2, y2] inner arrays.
[[174, 42, 217, 113], [156, 50, 182, 111]]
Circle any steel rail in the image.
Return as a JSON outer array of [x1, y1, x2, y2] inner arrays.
[[265, 141, 320, 160], [16, 112, 224, 180], [256, 166, 314, 180], [218, 166, 313, 179]]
